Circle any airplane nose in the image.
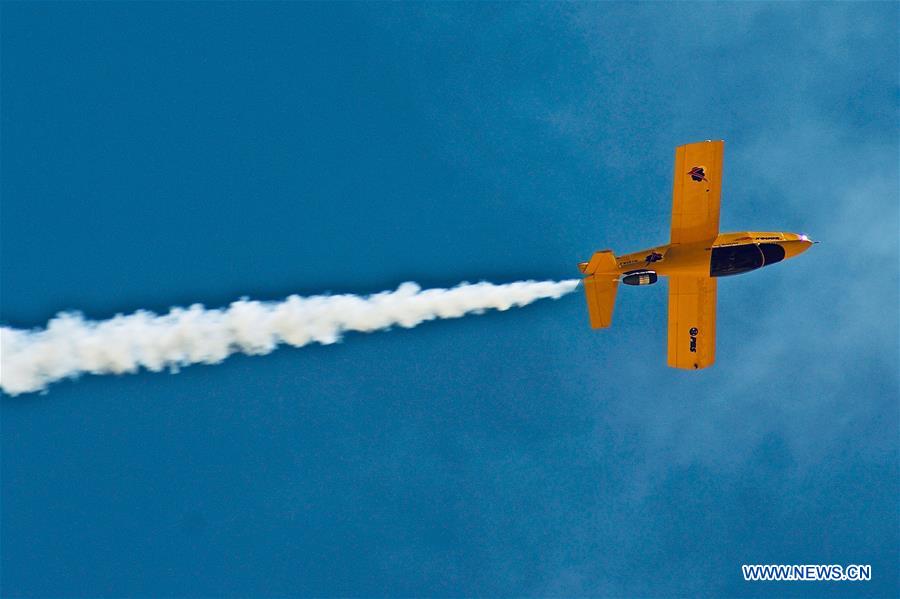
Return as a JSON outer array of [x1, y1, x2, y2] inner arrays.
[[783, 236, 815, 259]]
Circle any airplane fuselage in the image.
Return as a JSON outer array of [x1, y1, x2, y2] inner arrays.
[[610, 231, 813, 279]]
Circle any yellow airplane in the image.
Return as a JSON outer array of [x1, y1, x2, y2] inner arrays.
[[578, 140, 814, 370]]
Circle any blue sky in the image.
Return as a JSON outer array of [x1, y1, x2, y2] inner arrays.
[[1, 2, 897, 597]]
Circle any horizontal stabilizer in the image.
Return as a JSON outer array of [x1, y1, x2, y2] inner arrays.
[[583, 273, 618, 329], [579, 250, 617, 275]]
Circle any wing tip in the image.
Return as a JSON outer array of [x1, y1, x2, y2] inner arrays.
[[678, 139, 725, 148]]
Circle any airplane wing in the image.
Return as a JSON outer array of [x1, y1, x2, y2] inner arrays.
[[667, 276, 716, 369], [670, 140, 724, 244]]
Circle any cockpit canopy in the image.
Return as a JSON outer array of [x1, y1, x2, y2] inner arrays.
[[710, 243, 785, 277]]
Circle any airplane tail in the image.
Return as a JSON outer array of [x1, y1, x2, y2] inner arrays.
[[578, 250, 618, 329]]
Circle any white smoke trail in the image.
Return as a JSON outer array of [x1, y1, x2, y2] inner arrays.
[[0, 279, 580, 395]]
